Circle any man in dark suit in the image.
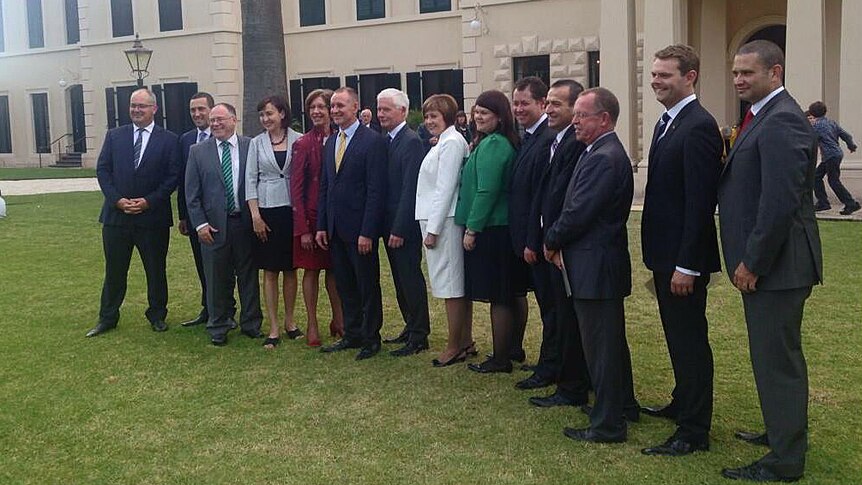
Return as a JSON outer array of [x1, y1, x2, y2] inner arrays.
[[316, 87, 388, 360], [508, 76, 554, 382], [185, 103, 263, 346], [719, 40, 822, 483], [639, 45, 723, 457], [544, 87, 638, 444], [87, 88, 179, 337], [376, 88, 431, 356], [527, 80, 592, 408], [176, 92, 236, 327]]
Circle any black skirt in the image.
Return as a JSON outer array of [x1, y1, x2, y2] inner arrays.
[[463, 225, 528, 303], [253, 205, 294, 271]]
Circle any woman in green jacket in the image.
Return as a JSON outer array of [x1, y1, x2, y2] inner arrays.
[[455, 90, 527, 374]]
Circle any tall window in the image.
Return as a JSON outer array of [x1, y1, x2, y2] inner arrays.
[[588, 51, 600, 88], [420, 0, 450, 13], [158, 0, 183, 32], [111, 0, 134, 37], [299, 0, 325, 27], [0, 0, 6, 52], [513, 55, 550, 88], [65, 0, 80, 44], [31, 93, 51, 154], [27, 0, 45, 48], [356, 0, 384, 21], [0, 96, 11, 153]]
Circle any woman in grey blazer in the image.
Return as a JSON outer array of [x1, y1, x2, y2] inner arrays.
[[246, 95, 302, 348]]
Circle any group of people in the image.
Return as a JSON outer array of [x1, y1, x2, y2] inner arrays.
[[87, 39, 826, 482]]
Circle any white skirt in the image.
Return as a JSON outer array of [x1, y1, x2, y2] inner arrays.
[[419, 218, 465, 299]]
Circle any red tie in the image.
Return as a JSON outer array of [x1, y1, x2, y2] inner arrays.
[[739, 109, 754, 134]]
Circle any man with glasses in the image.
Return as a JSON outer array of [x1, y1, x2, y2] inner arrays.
[[87, 88, 180, 337], [185, 103, 263, 346]]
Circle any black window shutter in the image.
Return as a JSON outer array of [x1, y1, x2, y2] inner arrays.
[[152, 84, 165, 128], [384, 73, 401, 90], [105, 87, 117, 129], [345, 75, 359, 93], [324, 77, 341, 90], [289, 79, 304, 131], [451, 69, 464, 110], [406, 72, 421, 110]]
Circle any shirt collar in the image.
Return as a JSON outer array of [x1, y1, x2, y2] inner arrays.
[[555, 124, 572, 143], [526, 114, 548, 135], [134, 121, 155, 133], [664, 93, 697, 121], [340, 119, 361, 138], [750, 86, 785, 116], [388, 121, 407, 140], [586, 131, 614, 152], [216, 132, 238, 147], [198, 127, 211, 137]]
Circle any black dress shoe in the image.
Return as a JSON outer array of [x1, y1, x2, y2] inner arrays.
[[468, 358, 512, 374], [85, 323, 116, 338], [840, 203, 861, 215], [211, 335, 227, 346], [150, 320, 168, 332], [321, 339, 362, 353], [721, 462, 801, 482], [515, 373, 554, 390], [383, 330, 409, 344], [356, 343, 381, 361], [580, 404, 639, 422], [529, 392, 582, 408], [240, 329, 263, 339], [432, 351, 467, 367], [390, 340, 429, 357], [181, 310, 208, 327], [563, 427, 625, 444], [814, 203, 831, 212], [642, 436, 709, 456], [734, 430, 770, 447], [642, 404, 678, 420]]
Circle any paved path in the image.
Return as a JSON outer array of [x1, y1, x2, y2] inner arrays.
[[2, 178, 859, 221]]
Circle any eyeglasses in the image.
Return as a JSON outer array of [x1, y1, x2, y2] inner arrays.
[[209, 117, 234, 124], [130, 103, 154, 109], [572, 111, 603, 120]]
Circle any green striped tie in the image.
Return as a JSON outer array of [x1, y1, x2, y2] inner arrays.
[[220, 140, 236, 213]]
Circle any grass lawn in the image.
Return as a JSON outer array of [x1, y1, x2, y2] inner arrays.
[[0, 191, 859, 484], [0, 167, 96, 180]]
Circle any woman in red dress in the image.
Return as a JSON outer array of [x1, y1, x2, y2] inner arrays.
[[290, 89, 344, 346]]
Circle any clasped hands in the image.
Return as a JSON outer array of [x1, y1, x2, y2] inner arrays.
[[115, 197, 149, 215]]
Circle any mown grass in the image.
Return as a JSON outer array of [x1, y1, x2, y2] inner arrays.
[[0, 167, 96, 180], [0, 191, 859, 484]]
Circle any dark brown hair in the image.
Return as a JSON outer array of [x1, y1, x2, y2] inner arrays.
[[808, 101, 827, 118], [738, 40, 785, 71], [654, 44, 701, 83], [256, 95, 292, 130], [473, 89, 519, 148], [514, 76, 548, 101]]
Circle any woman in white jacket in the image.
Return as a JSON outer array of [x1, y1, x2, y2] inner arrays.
[[415, 94, 474, 367]]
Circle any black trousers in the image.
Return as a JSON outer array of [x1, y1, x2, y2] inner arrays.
[[573, 297, 637, 441], [330, 233, 383, 347], [189, 229, 237, 319], [653, 271, 713, 441], [742, 287, 811, 478], [814, 155, 858, 208], [201, 216, 262, 339], [550, 266, 591, 401], [531, 261, 560, 379], [98, 224, 169, 326], [385, 237, 430, 343]]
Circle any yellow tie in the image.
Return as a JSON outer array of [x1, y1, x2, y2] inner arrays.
[[335, 131, 347, 172]]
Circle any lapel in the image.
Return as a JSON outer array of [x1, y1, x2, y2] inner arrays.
[[550, 126, 575, 166], [723, 91, 786, 176], [649, 100, 697, 175], [137, 125, 160, 170], [238, 136, 250, 198], [336, 124, 365, 178], [121, 124, 135, 170], [388, 126, 403, 157]]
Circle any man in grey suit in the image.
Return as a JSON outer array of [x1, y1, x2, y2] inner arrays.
[[719, 40, 822, 483], [544, 87, 638, 444], [185, 103, 263, 346], [376, 88, 431, 357]]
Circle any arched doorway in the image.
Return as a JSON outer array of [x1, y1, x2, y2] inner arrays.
[[738, 25, 787, 121]]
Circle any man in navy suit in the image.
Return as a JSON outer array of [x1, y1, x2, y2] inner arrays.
[[316, 87, 388, 360], [640, 45, 723, 457], [544, 87, 639, 444], [176, 92, 235, 327], [87, 88, 180, 337], [376, 88, 431, 357]]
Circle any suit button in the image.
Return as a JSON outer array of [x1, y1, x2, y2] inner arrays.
[[280, 174, 284, 178]]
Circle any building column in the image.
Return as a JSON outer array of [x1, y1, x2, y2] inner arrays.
[[697, 0, 729, 127], [839, 0, 862, 162], [785, 0, 824, 106], [600, 0, 637, 161]]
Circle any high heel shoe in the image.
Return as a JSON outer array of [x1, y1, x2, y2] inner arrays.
[[329, 320, 344, 338], [432, 350, 467, 368], [463, 341, 478, 357]]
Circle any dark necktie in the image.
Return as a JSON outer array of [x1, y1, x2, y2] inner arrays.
[[197, 131, 208, 143], [657, 112, 671, 140], [550, 139, 559, 163], [738, 109, 754, 134], [220, 140, 236, 213], [133, 128, 144, 169]]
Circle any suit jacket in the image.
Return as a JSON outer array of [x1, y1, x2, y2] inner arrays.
[[97, 123, 179, 228], [530, 126, 586, 252], [317, 123, 388, 241], [245, 129, 301, 208], [184, 135, 253, 249], [509, 119, 555, 255], [385, 125, 425, 240], [641, 99, 723, 274], [545, 132, 633, 299], [177, 128, 199, 222], [718, 89, 823, 290]]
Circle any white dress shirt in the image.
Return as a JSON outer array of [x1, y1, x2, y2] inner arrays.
[[132, 121, 155, 162]]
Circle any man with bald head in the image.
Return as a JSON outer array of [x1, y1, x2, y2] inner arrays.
[[88, 88, 180, 337]]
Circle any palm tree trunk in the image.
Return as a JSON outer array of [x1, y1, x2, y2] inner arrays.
[[240, 0, 288, 136]]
